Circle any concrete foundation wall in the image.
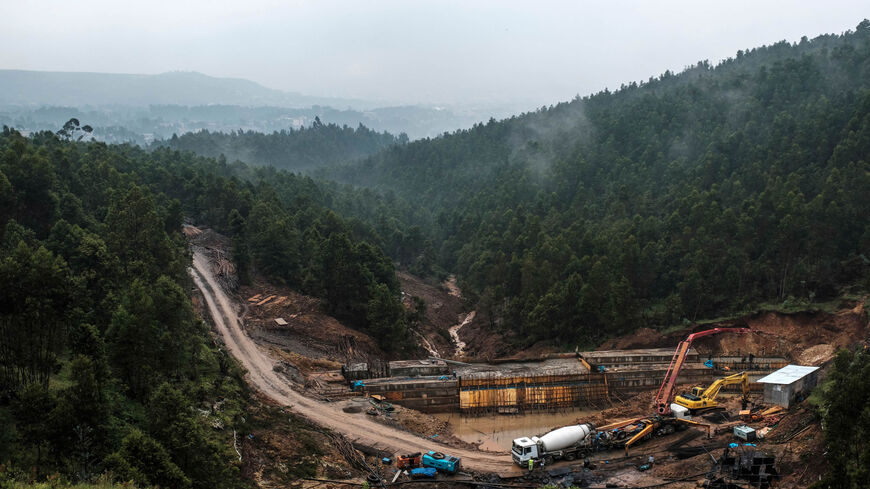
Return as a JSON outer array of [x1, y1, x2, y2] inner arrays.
[[362, 378, 458, 412], [358, 350, 787, 413], [582, 348, 700, 368], [389, 360, 450, 377]]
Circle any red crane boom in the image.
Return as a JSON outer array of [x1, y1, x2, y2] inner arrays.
[[654, 327, 751, 415]]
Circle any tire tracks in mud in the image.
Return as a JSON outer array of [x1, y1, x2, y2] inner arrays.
[[189, 248, 519, 476]]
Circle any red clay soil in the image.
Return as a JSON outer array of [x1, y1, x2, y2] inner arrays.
[[693, 305, 869, 362], [397, 271, 523, 360], [397, 271, 465, 330], [456, 314, 520, 360], [599, 303, 869, 364], [397, 271, 463, 357]]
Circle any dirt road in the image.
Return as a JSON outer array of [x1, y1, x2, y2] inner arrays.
[[189, 248, 519, 476]]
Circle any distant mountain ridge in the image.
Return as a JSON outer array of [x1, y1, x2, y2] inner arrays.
[[0, 69, 372, 108], [0, 69, 520, 139]]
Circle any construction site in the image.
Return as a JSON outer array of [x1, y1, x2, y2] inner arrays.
[[186, 227, 870, 489], [351, 350, 787, 415]]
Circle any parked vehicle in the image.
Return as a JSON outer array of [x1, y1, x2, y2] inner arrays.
[[512, 417, 710, 466], [421, 451, 461, 474], [511, 423, 595, 466], [675, 372, 750, 415], [396, 452, 422, 469]]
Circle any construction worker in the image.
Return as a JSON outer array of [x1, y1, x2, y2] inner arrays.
[[528, 459, 534, 472]]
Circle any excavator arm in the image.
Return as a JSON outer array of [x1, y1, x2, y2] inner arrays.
[[655, 327, 751, 415], [702, 372, 749, 401]]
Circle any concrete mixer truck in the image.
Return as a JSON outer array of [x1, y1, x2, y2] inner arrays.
[[511, 423, 595, 467]]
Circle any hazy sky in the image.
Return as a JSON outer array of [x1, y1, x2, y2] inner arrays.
[[1, 1, 867, 107]]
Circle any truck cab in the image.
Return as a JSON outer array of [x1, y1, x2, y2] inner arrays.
[[511, 437, 539, 465]]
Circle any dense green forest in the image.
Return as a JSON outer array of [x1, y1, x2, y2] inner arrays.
[[5, 19, 870, 488], [812, 348, 870, 488], [153, 117, 402, 172], [320, 21, 870, 346], [0, 127, 410, 486]]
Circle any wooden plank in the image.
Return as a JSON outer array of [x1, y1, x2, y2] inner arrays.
[[256, 295, 276, 306], [247, 294, 262, 302]]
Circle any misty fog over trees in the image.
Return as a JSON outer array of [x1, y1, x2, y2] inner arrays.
[[2, 12, 870, 489]]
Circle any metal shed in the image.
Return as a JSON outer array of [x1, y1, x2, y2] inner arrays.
[[756, 365, 820, 408]]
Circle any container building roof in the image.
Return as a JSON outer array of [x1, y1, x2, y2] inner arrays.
[[757, 365, 819, 385]]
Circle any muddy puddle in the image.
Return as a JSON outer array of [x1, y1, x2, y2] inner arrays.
[[434, 410, 599, 451]]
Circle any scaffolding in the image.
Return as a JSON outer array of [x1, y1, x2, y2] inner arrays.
[[458, 372, 611, 415]]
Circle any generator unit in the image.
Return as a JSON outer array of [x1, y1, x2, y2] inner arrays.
[[733, 425, 757, 442]]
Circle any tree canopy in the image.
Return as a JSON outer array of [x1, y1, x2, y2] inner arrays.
[[322, 21, 870, 347], [154, 119, 400, 173], [0, 123, 410, 486]]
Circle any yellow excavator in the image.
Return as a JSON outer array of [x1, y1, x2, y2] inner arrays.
[[674, 372, 749, 413]]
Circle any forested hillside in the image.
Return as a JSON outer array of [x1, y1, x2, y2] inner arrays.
[[0, 127, 409, 486], [153, 117, 401, 172], [326, 21, 870, 346]]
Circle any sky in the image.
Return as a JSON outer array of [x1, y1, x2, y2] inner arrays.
[[0, 1, 867, 108]]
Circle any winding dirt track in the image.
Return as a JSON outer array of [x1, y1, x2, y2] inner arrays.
[[189, 249, 519, 476]]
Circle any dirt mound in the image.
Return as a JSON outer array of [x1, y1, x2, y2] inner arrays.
[[241, 284, 385, 365], [363, 405, 479, 451], [694, 309, 868, 360], [388, 406, 451, 438], [796, 344, 836, 366], [596, 306, 869, 363]]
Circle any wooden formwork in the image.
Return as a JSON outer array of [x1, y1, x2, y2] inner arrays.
[[357, 352, 790, 414], [458, 372, 611, 414]]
